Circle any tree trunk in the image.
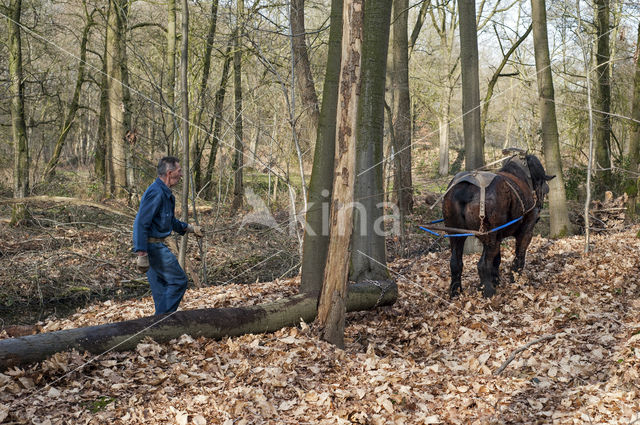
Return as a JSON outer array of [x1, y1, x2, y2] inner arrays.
[[290, 0, 320, 140], [316, 0, 363, 348], [205, 43, 233, 200], [192, 0, 219, 192], [0, 281, 397, 370], [106, 0, 131, 198], [350, 0, 393, 283], [231, 0, 245, 211], [391, 0, 413, 215], [627, 23, 640, 216], [7, 0, 30, 224], [164, 0, 177, 155], [458, 0, 483, 170], [593, 0, 612, 192], [299, 0, 343, 295], [530, 0, 572, 237], [42, 8, 94, 181], [178, 0, 190, 269]]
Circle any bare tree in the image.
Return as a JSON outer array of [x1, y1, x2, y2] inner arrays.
[[42, 3, 95, 181], [6, 0, 29, 224], [232, 0, 245, 211], [290, 0, 320, 138], [317, 0, 363, 348], [178, 0, 190, 268], [531, 0, 572, 237], [300, 0, 343, 295], [593, 0, 612, 192], [458, 0, 483, 170], [106, 0, 132, 198], [205, 42, 233, 200], [627, 22, 640, 215], [164, 0, 177, 155], [391, 0, 413, 215], [192, 0, 219, 192], [350, 0, 393, 283]]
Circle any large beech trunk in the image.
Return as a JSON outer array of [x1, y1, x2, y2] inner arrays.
[[0, 281, 397, 370]]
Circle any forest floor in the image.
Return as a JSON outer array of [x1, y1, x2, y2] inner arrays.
[[1, 196, 640, 424]]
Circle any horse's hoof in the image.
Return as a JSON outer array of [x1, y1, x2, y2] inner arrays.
[[483, 286, 496, 298], [449, 287, 462, 299]]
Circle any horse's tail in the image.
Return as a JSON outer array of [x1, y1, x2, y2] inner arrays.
[[444, 182, 477, 227]]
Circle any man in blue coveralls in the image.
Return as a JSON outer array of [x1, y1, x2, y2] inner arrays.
[[133, 156, 204, 315]]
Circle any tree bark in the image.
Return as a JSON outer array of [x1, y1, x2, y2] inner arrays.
[[350, 0, 393, 283], [231, 0, 245, 211], [593, 0, 612, 192], [299, 0, 343, 295], [531, 0, 572, 237], [316, 0, 363, 348], [0, 281, 397, 370], [458, 0, 483, 170], [391, 0, 413, 215], [7, 0, 30, 224]]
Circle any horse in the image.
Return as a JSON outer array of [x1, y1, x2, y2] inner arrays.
[[442, 154, 554, 298]]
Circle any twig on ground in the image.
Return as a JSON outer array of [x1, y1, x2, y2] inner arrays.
[[494, 334, 557, 375]]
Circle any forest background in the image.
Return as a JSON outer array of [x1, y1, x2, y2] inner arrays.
[[2, 0, 640, 423], [1, 0, 640, 342]]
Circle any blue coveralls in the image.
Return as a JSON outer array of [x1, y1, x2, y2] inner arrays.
[[133, 178, 189, 315]]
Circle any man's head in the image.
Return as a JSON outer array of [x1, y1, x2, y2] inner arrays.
[[157, 156, 182, 188]]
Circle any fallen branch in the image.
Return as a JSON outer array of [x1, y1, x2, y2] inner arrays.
[[0, 280, 397, 370], [0, 196, 134, 218], [493, 334, 556, 375]]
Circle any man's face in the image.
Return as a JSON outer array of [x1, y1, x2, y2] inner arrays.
[[166, 164, 182, 188]]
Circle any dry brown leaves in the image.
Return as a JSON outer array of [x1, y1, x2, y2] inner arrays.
[[1, 228, 640, 424]]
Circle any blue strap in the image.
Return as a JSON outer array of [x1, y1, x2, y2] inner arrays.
[[419, 215, 524, 238], [419, 226, 474, 238], [488, 216, 523, 233]]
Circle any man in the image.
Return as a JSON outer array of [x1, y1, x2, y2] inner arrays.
[[133, 156, 204, 315]]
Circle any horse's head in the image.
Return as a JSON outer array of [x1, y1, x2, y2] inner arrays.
[[525, 154, 555, 208]]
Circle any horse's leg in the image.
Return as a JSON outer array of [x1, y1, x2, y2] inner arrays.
[[449, 236, 466, 298], [478, 240, 500, 297], [492, 245, 502, 287], [512, 227, 534, 276]]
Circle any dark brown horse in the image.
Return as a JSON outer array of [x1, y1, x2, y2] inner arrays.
[[442, 154, 554, 298]]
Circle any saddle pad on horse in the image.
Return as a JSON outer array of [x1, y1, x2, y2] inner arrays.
[[449, 171, 497, 224]]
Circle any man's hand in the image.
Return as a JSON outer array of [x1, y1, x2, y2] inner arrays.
[[136, 253, 150, 273], [188, 224, 204, 238]]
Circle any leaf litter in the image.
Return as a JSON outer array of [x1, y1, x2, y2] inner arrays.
[[1, 227, 640, 424]]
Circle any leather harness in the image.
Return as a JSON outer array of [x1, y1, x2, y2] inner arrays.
[[449, 158, 535, 232]]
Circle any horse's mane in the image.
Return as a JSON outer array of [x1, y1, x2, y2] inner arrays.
[[500, 154, 546, 190], [500, 157, 531, 187]]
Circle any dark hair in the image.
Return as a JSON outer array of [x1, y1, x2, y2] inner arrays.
[[157, 156, 180, 176]]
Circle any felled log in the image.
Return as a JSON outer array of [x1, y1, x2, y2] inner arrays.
[[0, 280, 397, 370]]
